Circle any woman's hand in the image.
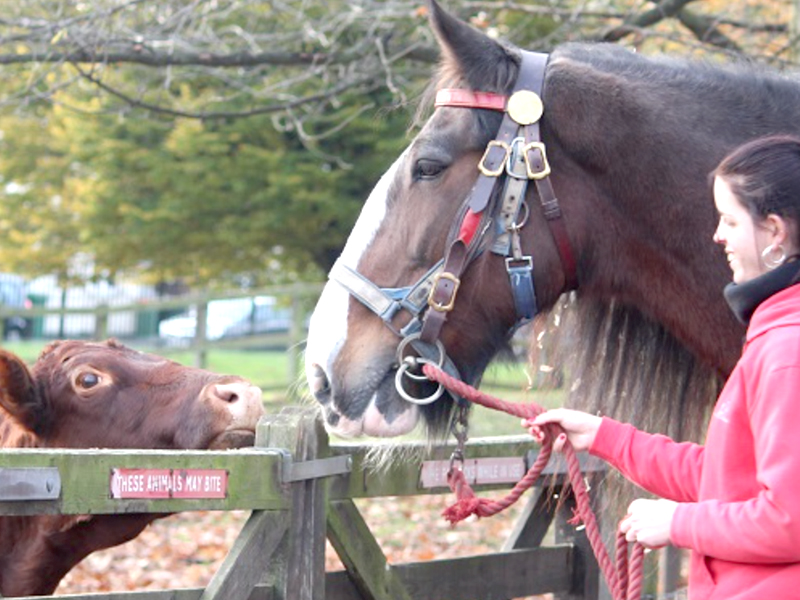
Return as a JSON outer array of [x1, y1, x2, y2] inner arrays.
[[619, 498, 677, 549], [523, 408, 602, 452]]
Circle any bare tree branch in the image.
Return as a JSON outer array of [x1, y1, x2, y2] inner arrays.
[[0, 0, 793, 122], [71, 61, 385, 120], [0, 49, 336, 67], [602, 0, 701, 41]]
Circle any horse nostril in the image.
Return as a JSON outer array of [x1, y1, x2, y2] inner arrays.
[[308, 363, 331, 403]]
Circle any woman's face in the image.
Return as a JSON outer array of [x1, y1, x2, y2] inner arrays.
[[713, 177, 772, 284]]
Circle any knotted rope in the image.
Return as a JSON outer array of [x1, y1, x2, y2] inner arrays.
[[422, 362, 645, 600]]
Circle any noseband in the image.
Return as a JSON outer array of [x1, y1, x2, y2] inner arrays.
[[330, 51, 578, 405]]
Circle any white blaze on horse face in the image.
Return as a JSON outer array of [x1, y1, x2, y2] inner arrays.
[[306, 151, 418, 436]]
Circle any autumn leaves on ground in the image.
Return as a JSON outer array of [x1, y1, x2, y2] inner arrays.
[[57, 495, 534, 596]]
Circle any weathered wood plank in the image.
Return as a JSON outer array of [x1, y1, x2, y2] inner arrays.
[[328, 437, 604, 500], [391, 546, 573, 600], [502, 485, 556, 551], [553, 475, 605, 600], [259, 408, 329, 600], [200, 510, 288, 600], [327, 499, 413, 600], [0, 449, 287, 515], [325, 571, 366, 600], [11, 586, 274, 599], [284, 409, 328, 600]]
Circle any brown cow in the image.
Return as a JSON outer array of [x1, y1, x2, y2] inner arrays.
[[0, 339, 265, 597]]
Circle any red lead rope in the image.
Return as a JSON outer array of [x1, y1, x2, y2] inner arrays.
[[422, 363, 645, 600]]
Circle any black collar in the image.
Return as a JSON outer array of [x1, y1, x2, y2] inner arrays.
[[723, 260, 800, 325]]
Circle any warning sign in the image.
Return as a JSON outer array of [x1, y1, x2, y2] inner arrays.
[[110, 468, 228, 499], [419, 457, 525, 489]]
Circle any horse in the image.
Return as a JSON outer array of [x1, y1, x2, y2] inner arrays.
[[304, 0, 800, 445]]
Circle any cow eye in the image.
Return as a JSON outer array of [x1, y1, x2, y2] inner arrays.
[[76, 372, 101, 389]]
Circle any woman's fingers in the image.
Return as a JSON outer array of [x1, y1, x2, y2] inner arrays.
[[618, 499, 676, 549], [521, 418, 546, 443]]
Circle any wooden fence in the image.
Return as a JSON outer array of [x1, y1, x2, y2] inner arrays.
[[0, 407, 610, 600]]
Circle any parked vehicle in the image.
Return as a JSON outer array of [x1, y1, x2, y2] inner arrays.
[[158, 297, 255, 345], [221, 297, 293, 338], [0, 273, 31, 340]]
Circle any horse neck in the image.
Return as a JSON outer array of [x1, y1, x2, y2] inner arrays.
[[537, 137, 743, 376]]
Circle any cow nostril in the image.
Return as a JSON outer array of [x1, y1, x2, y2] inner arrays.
[[212, 383, 241, 404]]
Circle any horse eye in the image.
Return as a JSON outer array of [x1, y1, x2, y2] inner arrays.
[[414, 159, 445, 180], [76, 372, 101, 389]]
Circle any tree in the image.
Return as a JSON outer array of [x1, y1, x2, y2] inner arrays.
[[0, 1, 795, 123], [0, 81, 411, 284], [0, 0, 796, 286]]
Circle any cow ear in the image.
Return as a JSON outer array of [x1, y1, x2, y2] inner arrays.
[[426, 0, 517, 92], [0, 350, 48, 434]]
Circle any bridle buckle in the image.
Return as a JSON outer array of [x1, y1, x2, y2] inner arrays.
[[427, 272, 461, 312], [478, 140, 511, 177], [523, 141, 551, 180]]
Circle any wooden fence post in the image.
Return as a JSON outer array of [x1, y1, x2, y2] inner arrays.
[[192, 413, 291, 600], [285, 296, 305, 399], [94, 303, 109, 340], [194, 301, 208, 369], [553, 472, 606, 600], [259, 407, 329, 600]]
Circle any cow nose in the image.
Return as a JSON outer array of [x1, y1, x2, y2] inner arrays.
[[212, 382, 242, 403], [209, 381, 265, 424], [308, 363, 331, 405], [211, 382, 261, 405]]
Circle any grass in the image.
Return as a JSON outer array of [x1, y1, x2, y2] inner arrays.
[[1, 339, 566, 438]]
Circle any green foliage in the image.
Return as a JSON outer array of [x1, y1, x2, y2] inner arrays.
[[0, 82, 411, 285], [1, 0, 786, 288]]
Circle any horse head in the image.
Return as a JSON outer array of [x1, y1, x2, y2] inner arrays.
[[306, 0, 756, 440], [305, 1, 576, 438]]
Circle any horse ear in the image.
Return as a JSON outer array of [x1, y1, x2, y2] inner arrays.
[[0, 350, 50, 435], [427, 0, 517, 90]]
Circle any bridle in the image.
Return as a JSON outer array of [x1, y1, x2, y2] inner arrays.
[[329, 50, 578, 406]]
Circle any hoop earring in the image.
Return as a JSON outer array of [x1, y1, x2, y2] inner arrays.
[[761, 244, 787, 270]]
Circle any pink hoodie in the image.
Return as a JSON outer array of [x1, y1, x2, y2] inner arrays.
[[591, 283, 800, 600]]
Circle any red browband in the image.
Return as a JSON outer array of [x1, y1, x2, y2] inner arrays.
[[435, 89, 508, 112]]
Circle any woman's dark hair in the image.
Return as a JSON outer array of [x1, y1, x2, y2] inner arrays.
[[713, 134, 800, 245]]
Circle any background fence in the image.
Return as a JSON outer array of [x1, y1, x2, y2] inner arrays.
[[0, 282, 324, 391]]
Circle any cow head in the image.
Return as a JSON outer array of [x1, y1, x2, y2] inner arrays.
[[0, 339, 265, 450]]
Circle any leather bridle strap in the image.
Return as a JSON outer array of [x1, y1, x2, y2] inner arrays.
[[420, 50, 578, 346], [521, 55, 579, 291], [330, 258, 444, 336]]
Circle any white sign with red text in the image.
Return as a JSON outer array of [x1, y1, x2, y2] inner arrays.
[[419, 457, 525, 489], [109, 468, 228, 499]]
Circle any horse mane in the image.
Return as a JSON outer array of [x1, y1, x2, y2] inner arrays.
[[539, 44, 789, 441], [540, 296, 724, 443], [552, 42, 800, 125]]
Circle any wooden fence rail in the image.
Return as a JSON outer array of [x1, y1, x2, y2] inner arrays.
[[0, 406, 609, 600]]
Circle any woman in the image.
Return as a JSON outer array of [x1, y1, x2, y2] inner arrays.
[[529, 134, 800, 599]]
